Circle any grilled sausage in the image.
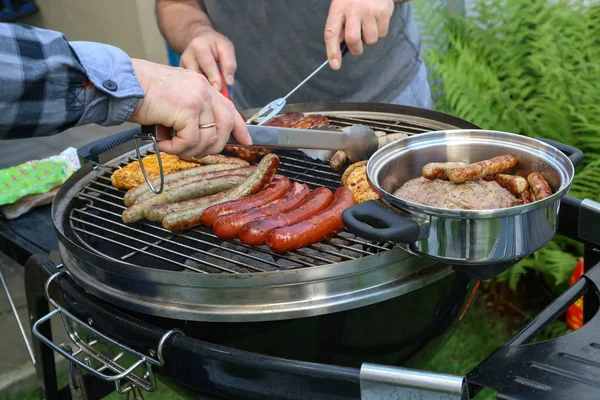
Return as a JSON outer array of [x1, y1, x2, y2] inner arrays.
[[122, 174, 248, 224], [519, 188, 535, 204], [494, 174, 529, 195], [446, 163, 485, 183], [330, 150, 348, 171], [183, 154, 249, 166], [223, 145, 257, 163], [201, 175, 292, 227], [238, 187, 334, 246], [162, 153, 280, 231], [212, 183, 310, 239], [144, 189, 233, 222], [123, 164, 240, 206], [135, 166, 255, 204], [134, 166, 256, 203], [265, 187, 355, 253], [447, 155, 517, 183], [527, 172, 553, 200], [422, 162, 467, 180]]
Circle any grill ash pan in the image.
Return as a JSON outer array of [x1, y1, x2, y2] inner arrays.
[[343, 129, 583, 267]]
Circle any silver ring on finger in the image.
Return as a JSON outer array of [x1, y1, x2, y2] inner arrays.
[[199, 122, 216, 129]]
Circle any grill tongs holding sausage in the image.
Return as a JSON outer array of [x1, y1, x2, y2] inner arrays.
[[229, 123, 380, 163]]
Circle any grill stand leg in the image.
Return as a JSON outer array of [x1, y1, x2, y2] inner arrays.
[[583, 246, 600, 323], [25, 254, 59, 400]]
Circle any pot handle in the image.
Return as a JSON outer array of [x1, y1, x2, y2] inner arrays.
[[537, 138, 584, 168], [342, 200, 422, 243]]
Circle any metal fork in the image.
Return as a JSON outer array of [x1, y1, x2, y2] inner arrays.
[[245, 42, 349, 126]]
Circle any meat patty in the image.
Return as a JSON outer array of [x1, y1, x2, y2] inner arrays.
[[393, 177, 522, 210]]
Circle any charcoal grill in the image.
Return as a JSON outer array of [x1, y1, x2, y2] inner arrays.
[[23, 103, 600, 400]]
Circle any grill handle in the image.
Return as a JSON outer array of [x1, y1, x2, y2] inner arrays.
[[536, 138, 584, 168], [77, 128, 140, 164], [31, 270, 184, 396], [342, 200, 426, 243]]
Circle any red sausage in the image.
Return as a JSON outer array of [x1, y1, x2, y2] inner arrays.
[[266, 187, 355, 253], [238, 187, 334, 246], [201, 175, 292, 227], [212, 182, 310, 240]]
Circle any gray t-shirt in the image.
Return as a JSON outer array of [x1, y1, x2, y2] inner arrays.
[[200, 1, 422, 110]]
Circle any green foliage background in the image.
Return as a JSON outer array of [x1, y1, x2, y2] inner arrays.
[[413, 0, 600, 291]]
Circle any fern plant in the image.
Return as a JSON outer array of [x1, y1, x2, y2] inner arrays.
[[413, 0, 600, 290]]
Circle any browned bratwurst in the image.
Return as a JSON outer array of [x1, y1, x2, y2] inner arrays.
[[422, 162, 467, 180], [122, 174, 248, 224], [184, 154, 249, 166], [527, 172, 553, 200], [519, 188, 536, 204], [161, 153, 280, 231], [494, 174, 529, 195], [447, 155, 517, 183], [123, 164, 240, 206], [144, 189, 233, 222], [135, 166, 256, 203]]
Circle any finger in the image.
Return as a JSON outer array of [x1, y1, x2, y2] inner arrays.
[[345, 14, 363, 56], [187, 97, 220, 157], [377, 14, 390, 38], [230, 105, 251, 146], [362, 17, 379, 46], [180, 53, 201, 74], [201, 93, 236, 155], [324, 6, 344, 70], [195, 50, 222, 91], [216, 41, 237, 86]]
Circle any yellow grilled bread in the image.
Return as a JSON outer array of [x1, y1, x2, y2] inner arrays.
[[110, 153, 199, 189], [341, 161, 380, 203]]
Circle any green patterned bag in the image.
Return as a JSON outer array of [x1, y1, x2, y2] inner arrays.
[[0, 147, 80, 206]]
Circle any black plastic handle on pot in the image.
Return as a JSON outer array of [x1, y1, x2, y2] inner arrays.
[[536, 138, 584, 168], [77, 127, 141, 164], [342, 200, 422, 243]]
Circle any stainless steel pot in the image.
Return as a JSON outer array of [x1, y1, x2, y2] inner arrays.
[[342, 129, 584, 265]]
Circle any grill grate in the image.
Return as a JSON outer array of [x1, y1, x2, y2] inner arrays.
[[68, 115, 441, 274]]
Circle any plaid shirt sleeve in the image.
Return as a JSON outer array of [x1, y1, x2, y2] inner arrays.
[[0, 23, 145, 139]]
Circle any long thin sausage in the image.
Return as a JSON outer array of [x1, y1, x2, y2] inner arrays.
[[135, 166, 256, 203], [223, 145, 257, 163], [201, 175, 292, 227], [162, 153, 280, 231], [238, 187, 334, 246], [144, 189, 232, 222], [447, 155, 517, 183], [213, 183, 310, 240], [122, 174, 247, 224], [123, 164, 239, 206], [183, 154, 249, 166], [266, 187, 355, 253], [527, 172, 553, 200]]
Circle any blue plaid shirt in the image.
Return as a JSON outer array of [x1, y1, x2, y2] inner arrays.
[[0, 23, 145, 139]]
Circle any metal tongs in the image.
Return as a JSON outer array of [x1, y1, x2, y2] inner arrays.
[[245, 42, 349, 125]]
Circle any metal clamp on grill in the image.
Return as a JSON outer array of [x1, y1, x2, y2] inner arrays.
[[133, 125, 164, 194], [31, 270, 184, 396]]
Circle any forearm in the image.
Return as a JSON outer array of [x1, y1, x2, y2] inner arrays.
[[156, 0, 213, 54], [0, 23, 144, 139]]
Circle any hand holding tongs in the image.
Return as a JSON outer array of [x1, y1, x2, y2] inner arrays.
[[245, 42, 349, 125], [134, 71, 233, 195]]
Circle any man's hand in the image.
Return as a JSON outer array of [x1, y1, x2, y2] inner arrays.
[[128, 59, 251, 159], [179, 26, 237, 92], [324, 0, 395, 70]]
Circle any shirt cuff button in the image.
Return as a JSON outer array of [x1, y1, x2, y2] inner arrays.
[[103, 80, 118, 91]]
